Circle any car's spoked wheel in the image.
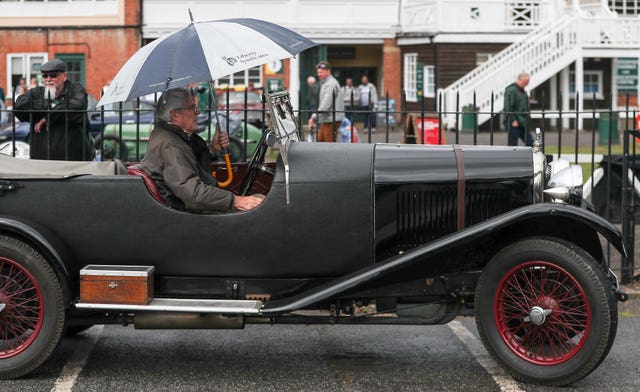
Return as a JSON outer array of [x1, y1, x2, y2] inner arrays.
[[475, 238, 617, 387], [0, 258, 43, 358], [0, 236, 65, 379], [496, 261, 589, 364]]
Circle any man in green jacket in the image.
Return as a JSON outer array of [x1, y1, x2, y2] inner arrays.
[[503, 72, 533, 146]]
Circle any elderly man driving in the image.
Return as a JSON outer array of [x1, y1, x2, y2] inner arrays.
[[141, 88, 262, 212]]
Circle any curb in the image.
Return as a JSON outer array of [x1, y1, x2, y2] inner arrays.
[[619, 286, 640, 301]]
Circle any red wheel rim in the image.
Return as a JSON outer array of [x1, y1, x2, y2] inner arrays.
[[494, 261, 590, 365], [0, 256, 44, 359]]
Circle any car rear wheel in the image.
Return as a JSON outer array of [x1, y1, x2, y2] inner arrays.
[[0, 236, 65, 379], [475, 238, 617, 386]]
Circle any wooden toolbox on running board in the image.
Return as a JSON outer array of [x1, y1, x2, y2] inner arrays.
[[80, 265, 155, 305]]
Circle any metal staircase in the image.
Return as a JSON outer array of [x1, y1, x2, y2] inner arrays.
[[439, 9, 640, 127]]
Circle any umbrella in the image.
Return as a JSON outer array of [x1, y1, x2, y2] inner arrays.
[[98, 17, 317, 107], [97, 16, 316, 187]]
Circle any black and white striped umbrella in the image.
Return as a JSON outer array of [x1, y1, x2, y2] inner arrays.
[[98, 18, 316, 107]]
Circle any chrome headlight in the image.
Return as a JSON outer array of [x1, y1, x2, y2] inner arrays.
[[544, 157, 583, 204]]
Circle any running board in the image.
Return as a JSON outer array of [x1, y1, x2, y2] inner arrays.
[[75, 298, 263, 314]]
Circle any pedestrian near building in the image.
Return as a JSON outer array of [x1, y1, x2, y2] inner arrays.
[[503, 72, 533, 146], [307, 62, 344, 142], [305, 75, 319, 121], [341, 77, 357, 122], [358, 75, 378, 133], [13, 59, 94, 160], [15, 78, 28, 98]]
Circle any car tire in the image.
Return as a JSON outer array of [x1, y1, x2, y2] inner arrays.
[[474, 237, 617, 387], [94, 135, 128, 161], [0, 235, 65, 379]]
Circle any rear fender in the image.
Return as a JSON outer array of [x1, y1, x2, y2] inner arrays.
[[261, 203, 625, 315], [0, 216, 73, 305]]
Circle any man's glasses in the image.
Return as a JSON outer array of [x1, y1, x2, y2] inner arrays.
[[175, 105, 199, 114], [42, 73, 60, 79]]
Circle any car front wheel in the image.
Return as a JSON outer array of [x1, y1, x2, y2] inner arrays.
[[0, 236, 65, 379], [475, 238, 617, 386]]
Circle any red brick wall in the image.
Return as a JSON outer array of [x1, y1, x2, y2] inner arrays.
[[382, 39, 401, 109], [1, 0, 141, 104]]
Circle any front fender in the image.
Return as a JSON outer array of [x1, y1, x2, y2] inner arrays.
[[261, 203, 625, 315]]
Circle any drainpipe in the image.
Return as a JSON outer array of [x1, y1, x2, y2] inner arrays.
[[290, 56, 300, 109], [575, 54, 584, 131], [431, 35, 437, 105]]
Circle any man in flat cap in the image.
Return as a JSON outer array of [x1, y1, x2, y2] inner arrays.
[[14, 58, 93, 160]]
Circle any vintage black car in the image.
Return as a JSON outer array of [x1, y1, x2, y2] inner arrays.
[[0, 91, 627, 386]]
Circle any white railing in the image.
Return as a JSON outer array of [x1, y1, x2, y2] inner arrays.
[[439, 12, 640, 127], [401, 0, 555, 33]]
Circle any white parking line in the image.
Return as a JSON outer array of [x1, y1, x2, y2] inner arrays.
[[448, 320, 525, 392], [50, 325, 104, 392]]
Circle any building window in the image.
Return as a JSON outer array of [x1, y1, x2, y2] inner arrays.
[[609, 0, 640, 15], [476, 53, 495, 66], [404, 53, 418, 102], [569, 70, 604, 99], [424, 65, 435, 98], [507, 0, 542, 27], [216, 66, 263, 89], [56, 53, 85, 86], [7, 53, 47, 99]]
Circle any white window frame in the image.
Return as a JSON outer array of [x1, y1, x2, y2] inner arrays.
[[476, 53, 495, 66], [609, 0, 640, 15], [569, 70, 604, 100], [404, 53, 418, 102], [215, 66, 263, 89], [424, 65, 435, 98], [6, 52, 48, 100]]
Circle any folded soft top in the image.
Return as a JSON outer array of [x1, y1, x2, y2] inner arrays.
[[0, 153, 127, 179]]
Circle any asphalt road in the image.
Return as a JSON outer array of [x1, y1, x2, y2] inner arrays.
[[4, 302, 640, 392]]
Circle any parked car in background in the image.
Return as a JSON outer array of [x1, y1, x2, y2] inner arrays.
[[216, 90, 264, 129], [88, 99, 156, 137], [0, 120, 30, 159], [96, 111, 262, 162]]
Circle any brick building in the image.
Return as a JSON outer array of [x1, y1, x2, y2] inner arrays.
[[0, 0, 142, 105]]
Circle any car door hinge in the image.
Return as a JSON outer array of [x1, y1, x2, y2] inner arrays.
[[0, 180, 18, 196]]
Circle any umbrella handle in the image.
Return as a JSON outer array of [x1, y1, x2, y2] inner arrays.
[[216, 151, 233, 188]]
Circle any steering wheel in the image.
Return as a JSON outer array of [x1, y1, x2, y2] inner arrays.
[[239, 129, 274, 196]]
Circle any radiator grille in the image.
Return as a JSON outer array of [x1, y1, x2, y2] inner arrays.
[[396, 187, 457, 248], [393, 183, 528, 250]]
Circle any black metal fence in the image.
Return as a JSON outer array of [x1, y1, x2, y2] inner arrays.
[[1, 89, 639, 281]]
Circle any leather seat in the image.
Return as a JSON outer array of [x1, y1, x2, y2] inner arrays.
[[127, 164, 164, 203]]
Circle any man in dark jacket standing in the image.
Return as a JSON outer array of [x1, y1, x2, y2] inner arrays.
[[14, 59, 93, 160], [141, 88, 262, 212], [503, 72, 533, 146]]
